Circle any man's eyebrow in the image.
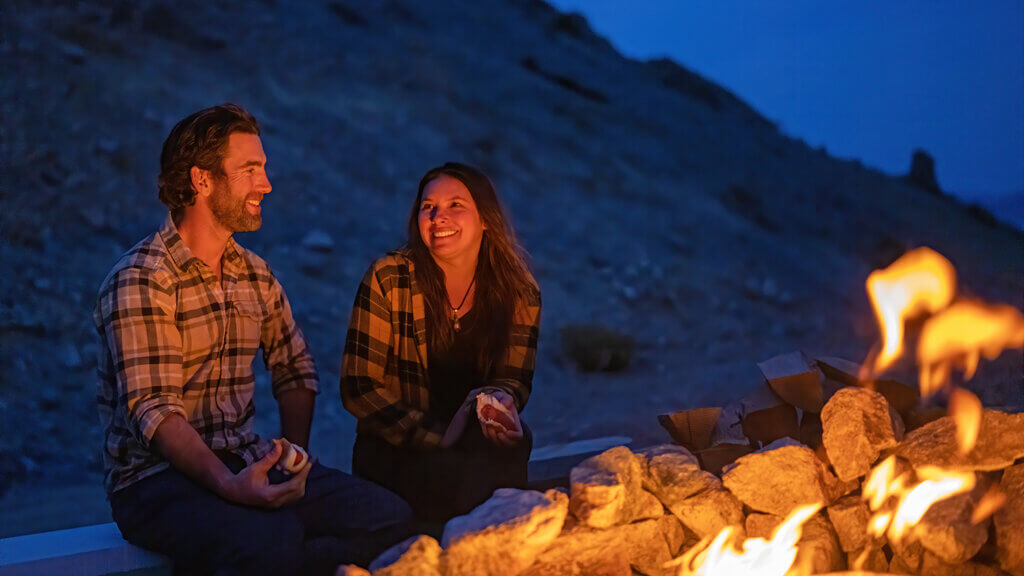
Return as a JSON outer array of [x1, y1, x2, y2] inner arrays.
[[237, 160, 265, 169]]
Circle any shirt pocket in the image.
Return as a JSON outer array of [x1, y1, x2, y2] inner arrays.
[[232, 296, 266, 357]]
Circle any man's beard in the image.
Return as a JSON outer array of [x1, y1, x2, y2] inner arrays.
[[209, 178, 261, 233]]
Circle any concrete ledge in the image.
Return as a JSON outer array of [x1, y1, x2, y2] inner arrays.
[[0, 436, 630, 575], [527, 435, 632, 490], [0, 522, 171, 576]]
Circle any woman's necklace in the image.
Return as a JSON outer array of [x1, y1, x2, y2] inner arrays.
[[449, 272, 477, 333]]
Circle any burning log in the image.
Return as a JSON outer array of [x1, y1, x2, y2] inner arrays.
[[821, 387, 905, 482]]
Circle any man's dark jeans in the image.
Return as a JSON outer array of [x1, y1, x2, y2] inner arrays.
[[109, 458, 415, 576]]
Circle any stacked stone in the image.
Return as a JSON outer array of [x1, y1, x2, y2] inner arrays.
[[362, 387, 1024, 575]]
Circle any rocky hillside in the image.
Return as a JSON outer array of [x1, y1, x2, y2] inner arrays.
[[1, 0, 1021, 504]]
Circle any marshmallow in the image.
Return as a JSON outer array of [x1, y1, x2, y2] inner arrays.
[[281, 443, 308, 475], [476, 393, 518, 432]]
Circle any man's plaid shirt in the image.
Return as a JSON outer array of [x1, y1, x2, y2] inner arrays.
[[94, 217, 318, 494], [341, 253, 541, 449]]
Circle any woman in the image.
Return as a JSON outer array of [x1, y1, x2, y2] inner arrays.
[[341, 162, 541, 522]]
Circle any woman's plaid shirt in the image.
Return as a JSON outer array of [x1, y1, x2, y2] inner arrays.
[[94, 218, 318, 494], [341, 253, 541, 449]]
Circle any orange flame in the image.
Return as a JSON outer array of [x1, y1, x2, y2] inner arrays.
[[865, 247, 956, 375], [970, 485, 1007, 524], [670, 504, 821, 576], [891, 466, 975, 539], [917, 300, 1024, 395], [948, 387, 983, 455], [862, 456, 976, 543]]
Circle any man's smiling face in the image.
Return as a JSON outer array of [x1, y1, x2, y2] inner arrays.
[[208, 132, 272, 233]]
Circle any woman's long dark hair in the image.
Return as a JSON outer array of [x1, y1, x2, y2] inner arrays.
[[405, 162, 537, 378]]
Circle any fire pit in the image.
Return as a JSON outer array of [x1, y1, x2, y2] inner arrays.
[[351, 247, 1024, 576]]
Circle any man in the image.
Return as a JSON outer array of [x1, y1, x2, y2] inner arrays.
[[94, 104, 413, 575]]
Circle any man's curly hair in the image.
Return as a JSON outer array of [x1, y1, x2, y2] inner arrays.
[[158, 104, 260, 218]]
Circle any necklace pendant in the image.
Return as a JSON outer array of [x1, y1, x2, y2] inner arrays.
[[453, 311, 461, 332]]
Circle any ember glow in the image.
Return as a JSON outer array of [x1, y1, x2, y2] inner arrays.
[[865, 247, 956, 375], [862, 456, 976, 543], [917, 300, 1024, 395], [670, 504, 821, 576]]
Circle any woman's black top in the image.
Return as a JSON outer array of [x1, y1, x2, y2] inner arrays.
[[428, 306, 485, 424]]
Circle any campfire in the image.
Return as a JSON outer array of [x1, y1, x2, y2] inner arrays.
[[354, 247, 1024, 576]]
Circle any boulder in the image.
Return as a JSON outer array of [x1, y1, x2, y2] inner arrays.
[[369, 535, 441, 576], [744, 512, 845, 574], [826, 494, 871, 553], [920, 551, 1010, 576], [848, 545, 889, 573], [722, 438, 854, 516], [889, 538, 926, 574], [908, 148, 941, 193], [995, 463, 1024, 576], [821, 387, 904, 482], [896, 410, 1024, 471], [524, 515, 684, 576], [440, 489, 568, 576], [911, 475, 990, 564], [301, 229, 335, 252], [569, 446, 664, 528], [639, 444, 744, 538]]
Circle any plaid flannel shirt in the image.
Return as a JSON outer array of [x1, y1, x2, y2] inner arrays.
[[341, 252, 541, 449], [94, 217, 318, 494]]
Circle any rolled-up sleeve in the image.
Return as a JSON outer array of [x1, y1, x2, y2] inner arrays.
[[489, 290, 542, 412], [99, 267, 187, 448], [261, 273, 319, 398], [341, 265, 444, 449]]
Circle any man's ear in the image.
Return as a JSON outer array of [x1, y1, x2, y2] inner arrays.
[[190, 166, 212, 198]]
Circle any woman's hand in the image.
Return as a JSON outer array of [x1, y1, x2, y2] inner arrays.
[[441, 399, 475, 449], [479, 390, 523, 447]]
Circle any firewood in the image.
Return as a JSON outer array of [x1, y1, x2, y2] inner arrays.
[[758, 351, 826, 412], [657, 407, 721, 451], [742, 403, 799, 447]]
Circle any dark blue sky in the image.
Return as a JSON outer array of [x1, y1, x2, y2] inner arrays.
[[548, 0, 1024, 200]]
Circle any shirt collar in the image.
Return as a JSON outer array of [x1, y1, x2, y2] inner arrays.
[[159, 215, 202, 273], [158, 216, 244, 275]]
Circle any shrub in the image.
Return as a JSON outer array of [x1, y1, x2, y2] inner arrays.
[[561, 324, 635, 372]]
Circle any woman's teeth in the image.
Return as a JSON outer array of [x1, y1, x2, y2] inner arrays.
[[433, 230, 456, 238]]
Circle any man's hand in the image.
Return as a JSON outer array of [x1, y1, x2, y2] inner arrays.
[[478, 390, 523, 447], [219, 439, 312, 509]]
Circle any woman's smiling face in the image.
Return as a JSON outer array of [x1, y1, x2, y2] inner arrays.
[[418, 174, 487, 264]]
